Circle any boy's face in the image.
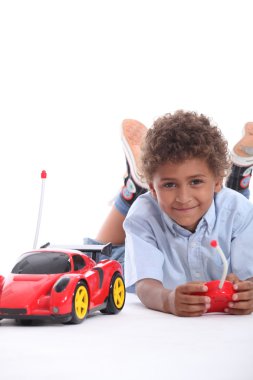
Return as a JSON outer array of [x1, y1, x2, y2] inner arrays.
[[149, 158, 222, 232]]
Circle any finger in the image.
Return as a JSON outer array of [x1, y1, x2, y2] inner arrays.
[[178, 283, 208, 294], [177, 303, 210, 314], [225, 307, 252, 315], [226, 273, 240, 284], [234, 281, 253, 292], [228, 300, 253, 310], [178, 311, 205, 317], [178, 304, 210, 316], [180, 294, 211, 305], [232, 290, 253, 301]]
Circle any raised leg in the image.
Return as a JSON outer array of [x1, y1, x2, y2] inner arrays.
[[96, 119, 148, 245], [226, 122, 253, 199]]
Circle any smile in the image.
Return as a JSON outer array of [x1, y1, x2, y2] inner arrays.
[[173, 205, 199, 212]]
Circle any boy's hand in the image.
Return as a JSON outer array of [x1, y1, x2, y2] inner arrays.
[[226, 273, 241, 284], [225, 279, 253, 315], [168, 282, 210, 317]]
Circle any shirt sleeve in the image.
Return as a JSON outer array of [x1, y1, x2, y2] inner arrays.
[[124, 217, 165, 289], [230, 207, 253, 280]]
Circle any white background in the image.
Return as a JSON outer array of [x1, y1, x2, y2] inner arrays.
[[1, 0, 253, 274]]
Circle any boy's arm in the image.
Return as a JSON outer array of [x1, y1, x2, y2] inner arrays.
[[135, 279, 172, 313], [135, 278, 211, 317]]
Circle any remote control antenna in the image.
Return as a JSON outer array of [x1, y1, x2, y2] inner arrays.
[[210, 240, 228, 289], [33, 170, 47, 249]]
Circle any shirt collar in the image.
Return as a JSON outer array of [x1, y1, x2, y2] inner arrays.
[[202, 199, 216, 234]]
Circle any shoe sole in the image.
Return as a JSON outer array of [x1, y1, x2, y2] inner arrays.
[[121, 119, 149, 189], [232, 122, 253, 166]]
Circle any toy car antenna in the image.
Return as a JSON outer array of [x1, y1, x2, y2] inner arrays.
[[33, 170, 47, 249], [210, 240, 228, 289], [34, 170, 112, 262]]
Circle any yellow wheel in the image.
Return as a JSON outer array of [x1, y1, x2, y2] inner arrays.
[[112, 276, 125, 309], [71, 282, 89, 324], [101, 273, 125, 314]]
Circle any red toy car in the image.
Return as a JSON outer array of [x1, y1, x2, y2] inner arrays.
[[0, 243, 125, 324]]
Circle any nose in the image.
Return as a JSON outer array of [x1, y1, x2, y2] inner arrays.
[[245, 122, 253, 135], [175, 186, 192, 203]]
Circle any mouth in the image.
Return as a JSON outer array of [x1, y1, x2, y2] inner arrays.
[[173, 205, 199, 212]]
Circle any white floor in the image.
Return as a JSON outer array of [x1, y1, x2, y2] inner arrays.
[[1, 293, 253, 380]]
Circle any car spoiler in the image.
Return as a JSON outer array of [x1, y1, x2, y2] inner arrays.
[[40, 242, 112, 262]]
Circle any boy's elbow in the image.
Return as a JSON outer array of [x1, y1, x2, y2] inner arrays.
[[135, 278, 157, 298], [135, 278, 165, 308], [135, 279, 146, 299]]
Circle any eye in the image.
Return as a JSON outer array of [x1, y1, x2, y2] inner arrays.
[[190, 179, 204, 185], [162, 182, 176, 189]]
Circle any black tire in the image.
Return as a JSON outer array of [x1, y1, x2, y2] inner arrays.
[[69, 282, 89, 324], [101, 272, 125, 314]]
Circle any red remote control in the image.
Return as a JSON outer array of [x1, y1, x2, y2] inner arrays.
[[204, 280, 234, 313]]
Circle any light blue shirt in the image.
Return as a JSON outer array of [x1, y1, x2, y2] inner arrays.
[[124, 188, 253, 290]]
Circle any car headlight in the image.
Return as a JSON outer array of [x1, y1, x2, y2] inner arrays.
[[54, 277, 70, 293]]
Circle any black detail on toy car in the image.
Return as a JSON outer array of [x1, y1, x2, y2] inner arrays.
[[93, 267, 104, 288], [11, 252, 71, 274], [45, 242, 112, 263], [54, 277, 70, 292], [72, 255, 86, 270], [0, 308, 27, 315]]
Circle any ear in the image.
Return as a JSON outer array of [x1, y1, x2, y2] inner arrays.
[[214, 177, 223, 193], [149, 182, 157, 199]]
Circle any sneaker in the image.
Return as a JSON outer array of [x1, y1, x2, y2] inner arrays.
[[120, 160, 148, 206], [121, 119, 149, 189], [231, 122, 253, 167], [226, 163, 252, 195]]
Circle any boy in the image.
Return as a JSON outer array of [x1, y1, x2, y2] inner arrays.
[[123, 111, 253, 317]]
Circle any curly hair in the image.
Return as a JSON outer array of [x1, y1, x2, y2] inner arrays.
[[140, 110, 231, 182]]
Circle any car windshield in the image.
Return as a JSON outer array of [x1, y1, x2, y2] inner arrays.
[[11, 251, 71, 274]]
